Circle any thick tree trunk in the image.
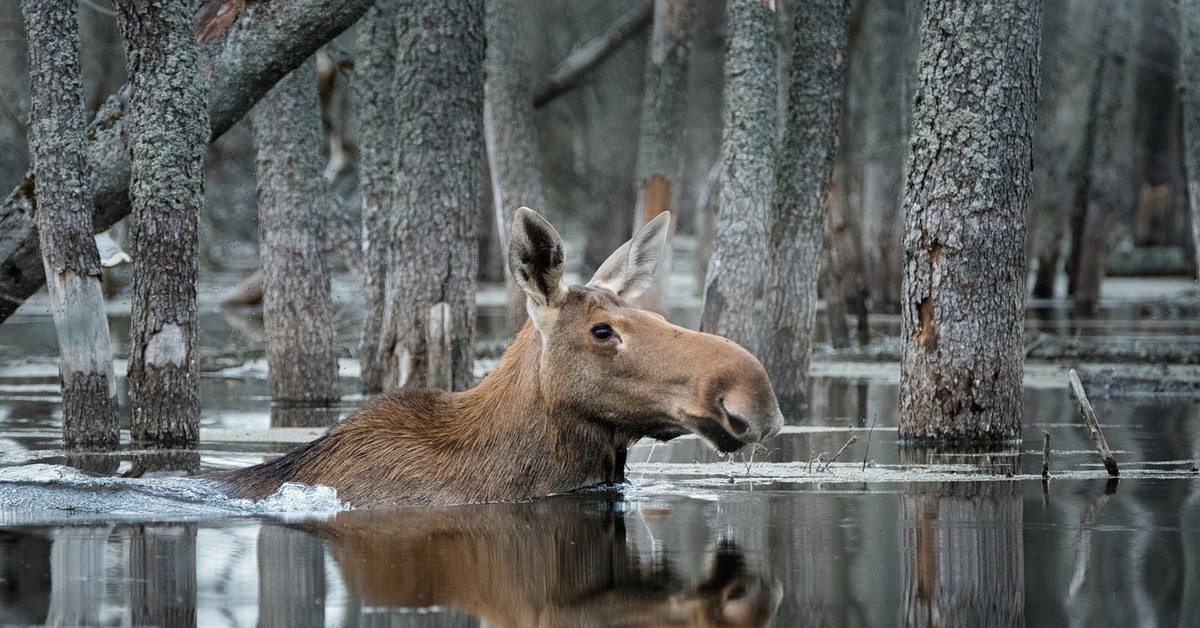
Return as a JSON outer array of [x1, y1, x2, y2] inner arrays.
[[354, 0, 398, 395], [380, 0, 484, 391], [21, 0, 119, 448], [1185, 0, 1200, 277], [485, 0, 545, 333], [0, 0, 375, 326], [700, 0, 778, 355], [1066, 0, 1135, 313], [899, 0, 1042, 444], [631, 0, 694, 314], [117, 0, 208, 446], [252, 58, 339, 412], [762, 0, 846, 415]]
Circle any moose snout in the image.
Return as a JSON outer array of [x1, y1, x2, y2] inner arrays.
[[720, 388, 783, 445]]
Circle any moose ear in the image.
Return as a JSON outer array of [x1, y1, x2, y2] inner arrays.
[[508, 207, 568, 316], [587, 211, 670, 299]]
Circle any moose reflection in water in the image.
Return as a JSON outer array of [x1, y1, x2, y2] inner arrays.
[[296, 495, 782, 627], [223, 209, 783, 507]]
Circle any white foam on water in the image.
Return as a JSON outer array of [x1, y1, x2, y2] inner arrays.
[[0, 464, 349, 526]]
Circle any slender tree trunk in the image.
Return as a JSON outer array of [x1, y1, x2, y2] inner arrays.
[[21, 0, 119, 448], [354, 0, 397, 395], [0, 0, 375, 326], [1184, 0, 1200, 277], [485, 0, 545, 333], [631, 0, 694, 313], [762, 0, 846, 415], [700, 0, 778, 355], [252, 58, 339, 412], [1066, 0, 1135, 313], [117, 0, 208, 446], [899, 0, 1042, 444], [380, 0, 484, 391]]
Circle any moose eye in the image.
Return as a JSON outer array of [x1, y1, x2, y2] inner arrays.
[[591, 324, 614, 341]]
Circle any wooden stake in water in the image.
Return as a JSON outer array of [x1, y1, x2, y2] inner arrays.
[[1041, 430, 1051, 479], [1068, 369, 1119, 477]]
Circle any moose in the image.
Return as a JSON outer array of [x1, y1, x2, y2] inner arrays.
[[222, 208, 783, 508]]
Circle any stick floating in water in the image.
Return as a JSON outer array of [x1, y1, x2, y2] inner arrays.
[[1068, 369, 1119, 477]]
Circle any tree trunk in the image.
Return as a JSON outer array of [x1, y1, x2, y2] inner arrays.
[[700, 0, 778, 355], [354, 0, 398, 395], [762, 0, 845, 415], [899, 0, 1042, 444], [252, 58, 340, 413], [631, 0, 694, 314], [380, 0, 484, 391], [21, 0, 119, 449], [1066, 0, 1135, 313], [485, 0, 545, 333], [1185, 0, 1200, 277], [116, 0, 208, 446], [0, 0, 375, 326]]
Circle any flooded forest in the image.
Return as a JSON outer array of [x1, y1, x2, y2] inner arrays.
[[1, 0, 1200, 626]]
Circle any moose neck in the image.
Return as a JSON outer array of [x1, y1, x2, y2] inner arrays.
[[446, 321, 631, 490]]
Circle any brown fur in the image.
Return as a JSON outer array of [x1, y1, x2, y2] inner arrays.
[[222, 210, 783, 508]]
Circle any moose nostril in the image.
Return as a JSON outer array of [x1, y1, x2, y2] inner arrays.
[[760, 425, 774, 441], [726, 413, 750, 436]]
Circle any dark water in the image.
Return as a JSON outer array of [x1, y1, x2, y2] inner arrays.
[[2, 294, 1200, 626]]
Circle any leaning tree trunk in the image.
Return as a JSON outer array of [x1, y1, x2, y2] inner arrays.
[[354, 0, 398, 395], [1185, 0, 1200, 277], [379, 0, 484, 391], [762, 0, 846, 415], [116, 0, 208, 446], [899, 0, 1042, 444], [630, 0, 694, 313], [1066, 0, 1134, 314], [485, 0, 545, 333], [21, 0, 119, 448], [252, 58, 340, 413], [0, 0, 375, 327], [700, 0, 778, 355]]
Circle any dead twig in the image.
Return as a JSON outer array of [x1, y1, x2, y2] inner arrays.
[[1068, 369, 1119, 476], [862, 412, 878, 471], [819, 436, 859, 472]]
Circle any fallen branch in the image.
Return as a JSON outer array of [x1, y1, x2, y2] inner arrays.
[[532, 0, 653, 108], [1068, 369, 1119, 476], [819, 436, 858, 472]]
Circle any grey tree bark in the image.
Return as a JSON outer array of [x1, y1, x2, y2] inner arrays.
[[0, 0, 375, 326], [762, 0, 846, 415], [354, 0, 397, 394], [380, 0, 485, 391], [1066, 0, 1135, 313], [116, 0, 208, 446], [485, 0, 545, 333], [899, 0, 1042, 444], [252, 58, 340, 412], [21, 0, 119, 449], [631, 0, 694, 314], [700, 0, 778, 355], [1185, 0, 1200, 277]]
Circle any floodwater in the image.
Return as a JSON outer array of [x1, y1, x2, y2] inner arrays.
[[1, 280, 1199, 626]]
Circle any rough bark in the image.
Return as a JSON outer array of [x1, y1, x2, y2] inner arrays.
[[762, 0, 846, 415], [0, 0, 375, 325], [21, 0, 119, 448], [630, 0, 694, 314], [899, 0, 1042, 444], [700, 0, 778, 355], [129, 525, 197, 628], [1180, 0, 1200, 277], [252, 57, 340, 410], [117, 0, 207, 445], [354, 0, 397, 395], [380, 0, 484, 391], [1066, 0, 1135, 313], [485, 0, 545, 333]]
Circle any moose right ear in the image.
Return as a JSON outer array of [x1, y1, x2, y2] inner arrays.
[[508, 208, 568, 321]]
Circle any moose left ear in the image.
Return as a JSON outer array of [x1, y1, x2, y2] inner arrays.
[[587, 211, 670, 300], [508, 207, 568, 316]]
